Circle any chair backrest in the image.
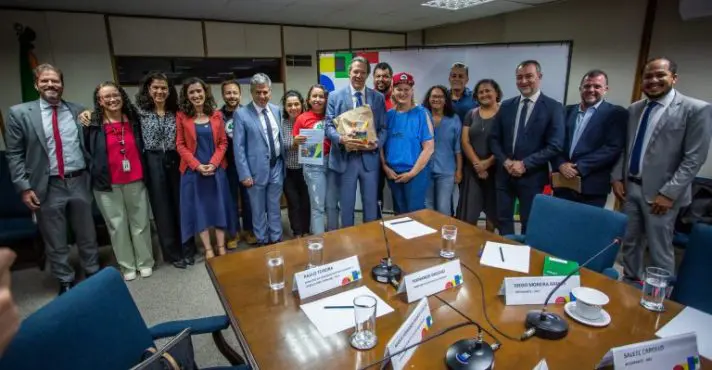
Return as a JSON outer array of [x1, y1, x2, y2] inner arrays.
[[0, 268, 154, 370], [524, 195, 628, 273], [671, 223, 712, 314], [0, 151, 31, 219]]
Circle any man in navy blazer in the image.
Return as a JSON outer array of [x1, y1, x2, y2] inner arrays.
[[489, 60, 565, 235], [553, 70, 627, 207], [326, 56, 387, 227], [233, 73, 286, 245]]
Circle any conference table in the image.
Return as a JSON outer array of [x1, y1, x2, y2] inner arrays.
[[207, 210, 709, 369]]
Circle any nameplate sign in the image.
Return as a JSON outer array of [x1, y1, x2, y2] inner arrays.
[[292, 256, 362, 300], [396, 259, 463, 303], [497, 276, 580, 306], [595, 332, 699, 370], [382, 298, 433, 370]]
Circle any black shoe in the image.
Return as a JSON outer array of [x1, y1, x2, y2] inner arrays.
[[184, 255, 195, 265], [172, 260, 188, 269], [58, 282, 74, 296]]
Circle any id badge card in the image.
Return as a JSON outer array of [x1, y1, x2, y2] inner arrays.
[[122, 159, 131, 172]]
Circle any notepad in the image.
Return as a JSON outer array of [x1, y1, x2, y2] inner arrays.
[[300, 286, 394, 337], [656, 306, 712, 359], [382, 217, 437, 239], [479, 241, 531, 273]]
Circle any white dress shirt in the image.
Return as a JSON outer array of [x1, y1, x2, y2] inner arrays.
[[631, 89, 676, 176], [512, 89, 542, 148], [350, 85, 366, 109], [253, 102, 281, 155], [39, 98, 85, 175]]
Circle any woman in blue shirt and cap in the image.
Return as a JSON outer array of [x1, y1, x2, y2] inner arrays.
[[381, 72, 435, 213]]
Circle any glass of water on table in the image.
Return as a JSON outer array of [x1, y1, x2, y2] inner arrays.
[[440, 225, 457, 258], [350, 295, 378, 350], [266, 250, 285, 290], [306, 237, 324, 269], [640, 266, 672, 312]]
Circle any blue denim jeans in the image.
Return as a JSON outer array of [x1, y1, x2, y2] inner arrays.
[[426, 173, 455, 216], [303, 156, 339, 234], [388, 167, 431, 214]]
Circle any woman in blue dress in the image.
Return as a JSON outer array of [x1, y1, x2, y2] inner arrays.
[[423, 85, 462, 216], [381, 72, 435, 213], [176, 78, 236, 259]]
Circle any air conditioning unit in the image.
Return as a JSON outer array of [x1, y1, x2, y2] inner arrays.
[[679, 0, 712, 20]]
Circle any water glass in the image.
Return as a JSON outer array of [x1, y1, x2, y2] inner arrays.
[[440, 225, 457, 259], [350, 295, 378, 350], [640, 266, 672, 312], [265, 250, 285, 290], [306, 237, 324, 269]]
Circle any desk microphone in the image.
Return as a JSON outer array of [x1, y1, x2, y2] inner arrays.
[[371, 201, 403, 287], [524, 238, 622, 340], [445, 326, 497, 370]]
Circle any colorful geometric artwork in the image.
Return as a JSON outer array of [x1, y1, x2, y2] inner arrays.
[[420, 314, 433, 339], [673, 356, 700, 370], [444, 274, 463, 290], [319, 52, 380, 92]]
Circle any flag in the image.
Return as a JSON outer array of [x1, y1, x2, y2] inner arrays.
[[15, 23, 39, 102]]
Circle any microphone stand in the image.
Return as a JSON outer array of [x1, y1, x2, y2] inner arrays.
[[524, 238, 621, 340], [371, 201, 403, 287], [445, 325, 496, 370]]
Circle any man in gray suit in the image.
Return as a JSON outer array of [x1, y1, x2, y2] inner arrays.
[[233, 73, 285, 246], [4, 64, 100, 295], [612, 57, 712, 283]]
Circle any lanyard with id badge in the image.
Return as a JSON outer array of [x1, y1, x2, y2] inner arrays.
[[110, 121, 132, 173]]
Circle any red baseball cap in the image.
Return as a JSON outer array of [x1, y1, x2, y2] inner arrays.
[[392, 72, 414, 87]]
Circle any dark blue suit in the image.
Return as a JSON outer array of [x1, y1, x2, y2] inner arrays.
[[553, 101, 627, 207], [325, 86, 387, 227], [489, 93, 565, 235]]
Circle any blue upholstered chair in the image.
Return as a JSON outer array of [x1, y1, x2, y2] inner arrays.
[[0, 267, 249, 370], [671, 223, 712, 314], [506, 195, 627, 279]]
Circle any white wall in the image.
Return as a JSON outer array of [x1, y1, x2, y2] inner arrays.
[[425, 0, 648, 106]]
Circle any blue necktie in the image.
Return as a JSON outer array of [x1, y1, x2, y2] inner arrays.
[[262, 108, 277, 167], [629, 101, 658, 177], [513, 98, 530, 151], [355, 91, 363, 108]]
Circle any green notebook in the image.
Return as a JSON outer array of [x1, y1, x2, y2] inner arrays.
[[542, 256, 579, 276]]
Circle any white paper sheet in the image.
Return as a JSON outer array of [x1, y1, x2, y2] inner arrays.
[[533, 359, 549, 370], [479, 241, 531, 273], [657, 306, 712, 359], [300, 286, 395, 337], [298, 129, 325, 165], [382, 217, 437, 239]]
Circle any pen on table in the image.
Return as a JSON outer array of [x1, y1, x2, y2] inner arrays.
[[389, 219, 413, 226], [478, 243, 485, 257], [499, 246, 505, 262], [324, 306, 354, 309]]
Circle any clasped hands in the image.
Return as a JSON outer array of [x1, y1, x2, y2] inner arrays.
[[558, 162, 579, 179], [197, 163, 216, 176], [473, 157, 493, 180], [504, 159, 526, 177], [383, 166, 415, 183], [340, 134, 377, 152]]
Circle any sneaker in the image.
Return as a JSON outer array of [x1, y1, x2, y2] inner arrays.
[[227, 239, 239, 250], [139, 268, 153, 278], [242, 231, 258, 245], [124, 271, 137, 281]]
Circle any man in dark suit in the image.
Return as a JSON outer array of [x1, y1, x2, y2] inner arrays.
[[4, 64, 100, 295], [326, 56, 386, 227], [553, 69, 627, 207], [489, 60, 565, 235]]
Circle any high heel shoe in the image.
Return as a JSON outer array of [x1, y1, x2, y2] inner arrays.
[[217, 245, 227, 256]]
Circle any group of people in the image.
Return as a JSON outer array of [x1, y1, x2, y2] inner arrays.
[[3, 53, 710, 295]]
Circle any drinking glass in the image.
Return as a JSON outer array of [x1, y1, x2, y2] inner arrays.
[[640, 266, 672, 312], [350, 295, 377, 350], [440, 225, 457, 259], [265, 250, 285, 290], [306, 237, 324, 269]]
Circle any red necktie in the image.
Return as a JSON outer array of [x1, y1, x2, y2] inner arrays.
[[51, 106, 65, 178]]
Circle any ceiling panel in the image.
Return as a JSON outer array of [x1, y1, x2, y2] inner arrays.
[[0, 0, 565, 31]]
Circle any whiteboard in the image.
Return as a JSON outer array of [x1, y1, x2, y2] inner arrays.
[[318, 42, 572, 104]]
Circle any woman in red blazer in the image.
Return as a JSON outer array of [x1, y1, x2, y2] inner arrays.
[[176, 77, 236, 259]]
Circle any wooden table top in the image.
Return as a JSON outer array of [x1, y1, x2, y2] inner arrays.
[[207, 210, 709, 370]]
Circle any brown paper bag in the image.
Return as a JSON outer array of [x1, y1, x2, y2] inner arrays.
[[552, 173, 582, 193], [333, 105, 378, 147]]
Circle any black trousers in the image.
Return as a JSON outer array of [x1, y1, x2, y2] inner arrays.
[[283, 168, 311, 236], [554, 188, 608, 208], [144, 150, 196, 262]]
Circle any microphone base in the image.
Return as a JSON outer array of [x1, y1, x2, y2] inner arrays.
[[525, 310, 569, 340], [445, 339, 494, 370], [371, 260, 402, 284]]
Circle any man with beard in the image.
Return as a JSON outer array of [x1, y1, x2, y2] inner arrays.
[[612, 57, 711, 284], [553, 69, 627, 207], [373, 62, 394, 111], [4, 64, 100, 295], [220, 79, 257, 247]]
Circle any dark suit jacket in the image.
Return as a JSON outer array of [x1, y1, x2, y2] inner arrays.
[[553, 101, 627, 195], [489, 93, 565, 187]]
